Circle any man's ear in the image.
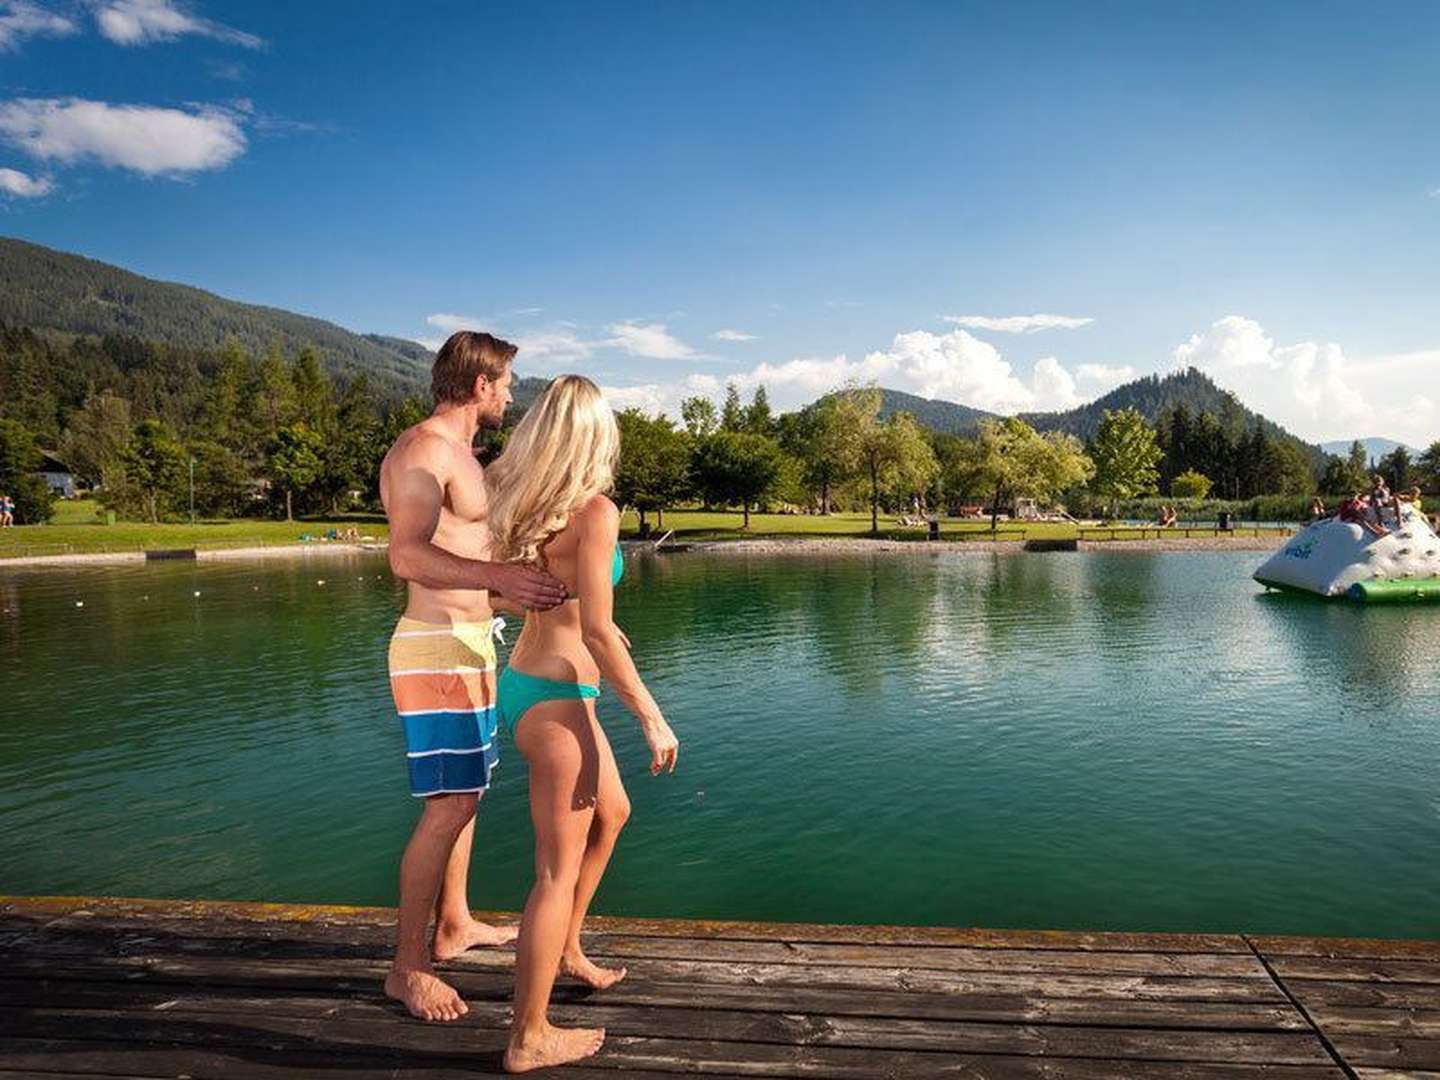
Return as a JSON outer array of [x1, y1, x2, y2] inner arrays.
[[472, 372, 490, 401]]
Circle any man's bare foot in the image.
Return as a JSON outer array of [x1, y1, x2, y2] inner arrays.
[[384, 967, 469, 1022], [433, 917, 519, 961], [504, 1023, 605, 1073], [560, 948, 628, 989]]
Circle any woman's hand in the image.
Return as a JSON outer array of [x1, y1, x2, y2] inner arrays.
[[642, 716, 678, 775]]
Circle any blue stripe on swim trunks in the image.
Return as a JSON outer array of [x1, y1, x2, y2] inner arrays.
[[388, 616, 504, 797]]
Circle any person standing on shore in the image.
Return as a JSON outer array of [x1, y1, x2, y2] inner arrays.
[[379, 331, 568, 1022], [485, 375, 679, 1073]]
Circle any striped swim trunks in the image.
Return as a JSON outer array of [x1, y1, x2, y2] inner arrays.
[[388, 615, 505, 798]]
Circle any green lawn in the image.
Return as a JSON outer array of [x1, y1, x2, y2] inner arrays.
[[2, 499, 387, 558], [1, 500, 1287, 559]]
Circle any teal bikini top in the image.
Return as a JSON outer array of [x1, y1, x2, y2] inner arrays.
[[611, 545, 624, 586]]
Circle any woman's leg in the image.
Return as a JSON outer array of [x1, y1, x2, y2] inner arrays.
[[561, 708, 631, 988], [504, 699, 606, 1074]]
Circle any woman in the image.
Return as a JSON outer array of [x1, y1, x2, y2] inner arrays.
[[486, 375, 679, 1074]]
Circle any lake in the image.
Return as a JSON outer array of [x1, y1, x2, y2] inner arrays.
[[3, 548, 1437, 937]]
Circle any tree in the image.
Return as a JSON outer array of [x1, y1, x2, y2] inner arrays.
[[59, 392, 132, 492], [1170, 469, 1213, 499], [1417, 441, 1440, 494], [325, 375, 384, 511], [124, 419, 189, 523], [0, 419, 56, 524], [680, 395, 718, 438], [950, 418, 1092, 528], [720, 383, 745, 432], [614, 409, 692, 534], [856, 408, 939, 534], [793, 392, 867, 513], [1321, 442, 1369, 495], [267, 423, 324, 522], [1089, 408, 1162, 517], [189, 439, 252, 517], [1379, 446, 1413, 493], [744, 385, 773, 436], [690, 431, 785, 527], [292, 347, 338, 437]]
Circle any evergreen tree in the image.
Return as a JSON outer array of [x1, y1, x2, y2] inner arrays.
[[744, 385, 773, 436], [720, 383, 745, 432], [1417, 441, 1440, 494]]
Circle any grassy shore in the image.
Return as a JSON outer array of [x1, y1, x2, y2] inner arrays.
[[0, 500, 1289, 559], [0, 500, 387, 558]]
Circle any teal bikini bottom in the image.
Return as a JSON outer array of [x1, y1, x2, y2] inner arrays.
[[496, 666, 599, 735]]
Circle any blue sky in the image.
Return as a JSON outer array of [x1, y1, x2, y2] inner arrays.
[[1, 1, 1438, 445]]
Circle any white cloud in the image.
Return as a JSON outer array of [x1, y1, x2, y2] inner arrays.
[[604, 321, 700, 360], [941, 313, 1094, 334], [1173, 315, 1439, 447], [0, 97, 247, 176], [1429, 186, 1440, 199], [642, 328, 1095, 418], [712, 328, 756, 342], [0, 1, 75, 50], [93, 0, 262, 48], [600, 373, 725, 418], [424, 312, 595, 370], [0, 166, 52, 197]]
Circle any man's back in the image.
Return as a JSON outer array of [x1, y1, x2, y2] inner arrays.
[[381, 418, 493, 623]]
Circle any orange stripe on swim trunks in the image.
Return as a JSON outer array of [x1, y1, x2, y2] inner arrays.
[[390, 670, 496, 713]]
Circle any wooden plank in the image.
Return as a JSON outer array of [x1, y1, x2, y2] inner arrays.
[[1307, 1004, 1440, 1038], [0, 1038, 734, 1080], [0, 917, 1268, 976], [1253, 936, 1440, 962], [1329, 1034, 1440, 1070], [0, 896, 1251, 952], [1355, 1070, 1440, 1079], [0, 948, 1290, 1003], [0, 1037, 1344, 1080], [1, 1000, 1337, 1065], [0, 974, 1314, 1031], [1279, 980, 1440, 1010], [1268, 956, 1440, 985]]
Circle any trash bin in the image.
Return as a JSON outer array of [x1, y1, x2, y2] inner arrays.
[[927, 517, 940, 540], [105, 511, 116, 526], [1217, 511, 1232, 531]]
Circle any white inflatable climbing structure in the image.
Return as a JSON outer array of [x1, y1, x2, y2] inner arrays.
[[1253, 507, 1440, 602]]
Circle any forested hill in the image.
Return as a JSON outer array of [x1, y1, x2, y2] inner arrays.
[[1020, 368, 1323, 459], [0, 237, 431, 397], [875, 388, 997, 433]]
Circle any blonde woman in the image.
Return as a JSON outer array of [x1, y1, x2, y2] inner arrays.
[[487, 375, 679, 1073]]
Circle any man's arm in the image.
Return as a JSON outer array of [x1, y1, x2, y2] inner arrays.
[[382, 436, 566, 609]]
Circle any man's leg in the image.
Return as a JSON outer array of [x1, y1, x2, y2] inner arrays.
[[384, 792, 477, 1022], [432, 796, 519, 961]]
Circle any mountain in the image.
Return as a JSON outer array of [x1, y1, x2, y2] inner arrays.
[[875, 388, 997, 433], [1319, 437, 1422, 462], [0, 236, 432, 397], [1020, 368, 1324, 459]]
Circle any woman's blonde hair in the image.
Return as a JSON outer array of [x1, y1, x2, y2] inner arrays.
[[486, 375, 619, 564]]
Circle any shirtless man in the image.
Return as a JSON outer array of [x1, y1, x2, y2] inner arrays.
[[379, 331, 567, 1022]]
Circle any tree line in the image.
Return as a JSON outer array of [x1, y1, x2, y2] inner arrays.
[[2, 324, 1437, 528]]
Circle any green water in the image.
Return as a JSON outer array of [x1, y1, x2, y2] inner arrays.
[[3, 550, 1437, 937]]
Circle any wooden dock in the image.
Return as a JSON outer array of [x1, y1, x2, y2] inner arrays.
[[1, 896, 1436, 1079]]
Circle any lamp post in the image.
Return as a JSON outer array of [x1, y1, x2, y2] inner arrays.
[[189, 456, 195, 526]]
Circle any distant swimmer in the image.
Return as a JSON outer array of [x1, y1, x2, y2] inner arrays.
[[378, 331, 568, 1024]]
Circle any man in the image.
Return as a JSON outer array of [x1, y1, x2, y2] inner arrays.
[[379, 330, 567, 1022]]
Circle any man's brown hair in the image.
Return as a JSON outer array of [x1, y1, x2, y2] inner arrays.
[[431, 331, 518, 404]]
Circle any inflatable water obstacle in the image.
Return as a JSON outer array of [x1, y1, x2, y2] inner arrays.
[[1253, 509, 1440, 602]]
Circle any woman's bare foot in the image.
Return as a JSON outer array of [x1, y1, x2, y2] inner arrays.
[[384, 967, 469, 1022], [504, 1023, 605, 1073], [433, 917, 520, 961], [560, 948, 628, 989]]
